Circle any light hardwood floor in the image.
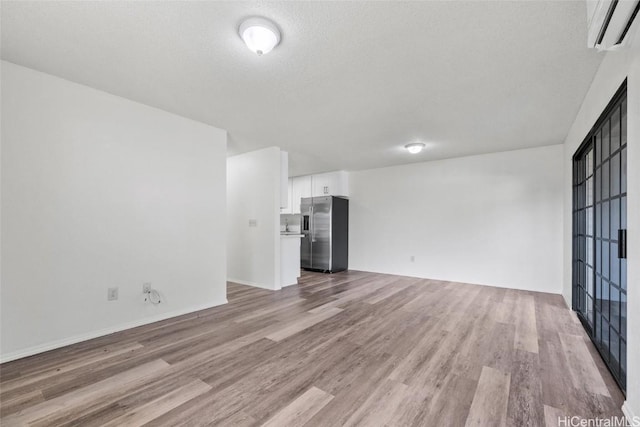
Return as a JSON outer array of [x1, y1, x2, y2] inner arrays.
[[0, 270, 625, 426]]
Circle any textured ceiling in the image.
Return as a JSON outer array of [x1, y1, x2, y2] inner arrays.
[[1, 1, 603, 176]]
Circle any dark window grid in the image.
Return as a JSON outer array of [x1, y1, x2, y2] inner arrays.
[[598, 102, 627, 164], [602, 121, 610, 161], [609, 329, 624, 355], [600, 193, 628, 202], [595, 118, 624, 379], [600, 141, 622, 163], [598, 275, 626, 296], [595, 237, 619, 244], [608, 305, 625, 336], [573, 83, 627, 393], [600, 147, 625, 164], [598, 317, 610, 361], [595, 276, 625, 312], [596, 193, 626, 237], [596, 271, 626, 283]]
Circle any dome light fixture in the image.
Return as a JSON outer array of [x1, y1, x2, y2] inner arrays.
[[239, 17, 281, 56], [405, 143, 426, 154]]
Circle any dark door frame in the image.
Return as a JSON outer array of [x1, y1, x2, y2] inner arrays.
[[572, 79, 627, 393]]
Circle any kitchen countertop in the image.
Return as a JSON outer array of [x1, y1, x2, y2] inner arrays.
[[280, 233, 303, 238]]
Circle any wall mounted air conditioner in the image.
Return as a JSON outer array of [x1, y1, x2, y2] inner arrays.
[[587, 0, 640, 50]]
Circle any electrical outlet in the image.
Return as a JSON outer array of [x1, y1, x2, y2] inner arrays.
[[143, 283, 151, 294], [107, 287, 118, 301], [248, 219, 258, 227], [410, 255, 415, 262]]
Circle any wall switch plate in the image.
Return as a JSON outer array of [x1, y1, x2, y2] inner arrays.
[[249, 219, 258, 227], [410, 255, 415, 262], [108, 287, 118, 301]]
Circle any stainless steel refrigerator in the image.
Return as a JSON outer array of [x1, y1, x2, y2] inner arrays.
[[300, 196, 349, 273]]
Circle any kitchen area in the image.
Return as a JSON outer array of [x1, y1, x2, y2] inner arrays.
[[280, 170, 350, 286], [227, 147, 349, 291]]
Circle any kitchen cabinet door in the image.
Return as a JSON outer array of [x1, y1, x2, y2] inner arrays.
[[312, 173, 330, 197], [312, 171, 348, 197], [291, 175, 312, 214], [280, 178, 294, 214]]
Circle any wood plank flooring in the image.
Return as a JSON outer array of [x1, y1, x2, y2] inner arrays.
[[0, 270, 624, 426]]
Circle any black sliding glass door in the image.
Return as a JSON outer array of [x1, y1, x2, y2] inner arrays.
[[572, 82, 627, 391], [573, 145, 595, 330]]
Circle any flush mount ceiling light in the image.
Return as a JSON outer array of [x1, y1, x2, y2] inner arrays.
[[239, 17, 281, 56], [405, 143, 426, 154]]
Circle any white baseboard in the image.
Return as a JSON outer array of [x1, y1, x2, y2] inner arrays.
[[0, 298, 228, 364], [228, 277, 279, 291], [348, 265, 563, 295], [623, 401, 638, 425]]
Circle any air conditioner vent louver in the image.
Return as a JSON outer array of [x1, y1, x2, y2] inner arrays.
[[587, 0, 640, 50], [616, 1, 640, 44]]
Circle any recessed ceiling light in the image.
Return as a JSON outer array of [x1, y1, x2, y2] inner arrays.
[[239, 17, 281, 56], [405, 143, 425, 154]]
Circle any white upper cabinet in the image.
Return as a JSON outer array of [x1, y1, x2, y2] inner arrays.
[[291, 175, 312, 214], [280, 178, 294, 214], [312, 173, 330, 197], [312, 171, 349, 197], [284, 171, 348, 215]]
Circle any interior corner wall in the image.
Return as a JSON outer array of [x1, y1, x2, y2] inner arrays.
[[561, 32, 640, 418], [0, 61, 228, 362], [227, 147, 281, 290], [348, 144, 564, 294]]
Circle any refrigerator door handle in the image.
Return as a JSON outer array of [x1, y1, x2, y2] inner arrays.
[[310, 205, 316, 242]]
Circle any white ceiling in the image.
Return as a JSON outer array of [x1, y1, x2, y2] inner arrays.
[[1, 1, 603, 176]]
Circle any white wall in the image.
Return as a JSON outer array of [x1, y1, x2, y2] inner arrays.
[[0, 61, 228, 362], [562, 33, 640, 419], [227, 147, 281, 290], [349, 145, 563, 293]]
